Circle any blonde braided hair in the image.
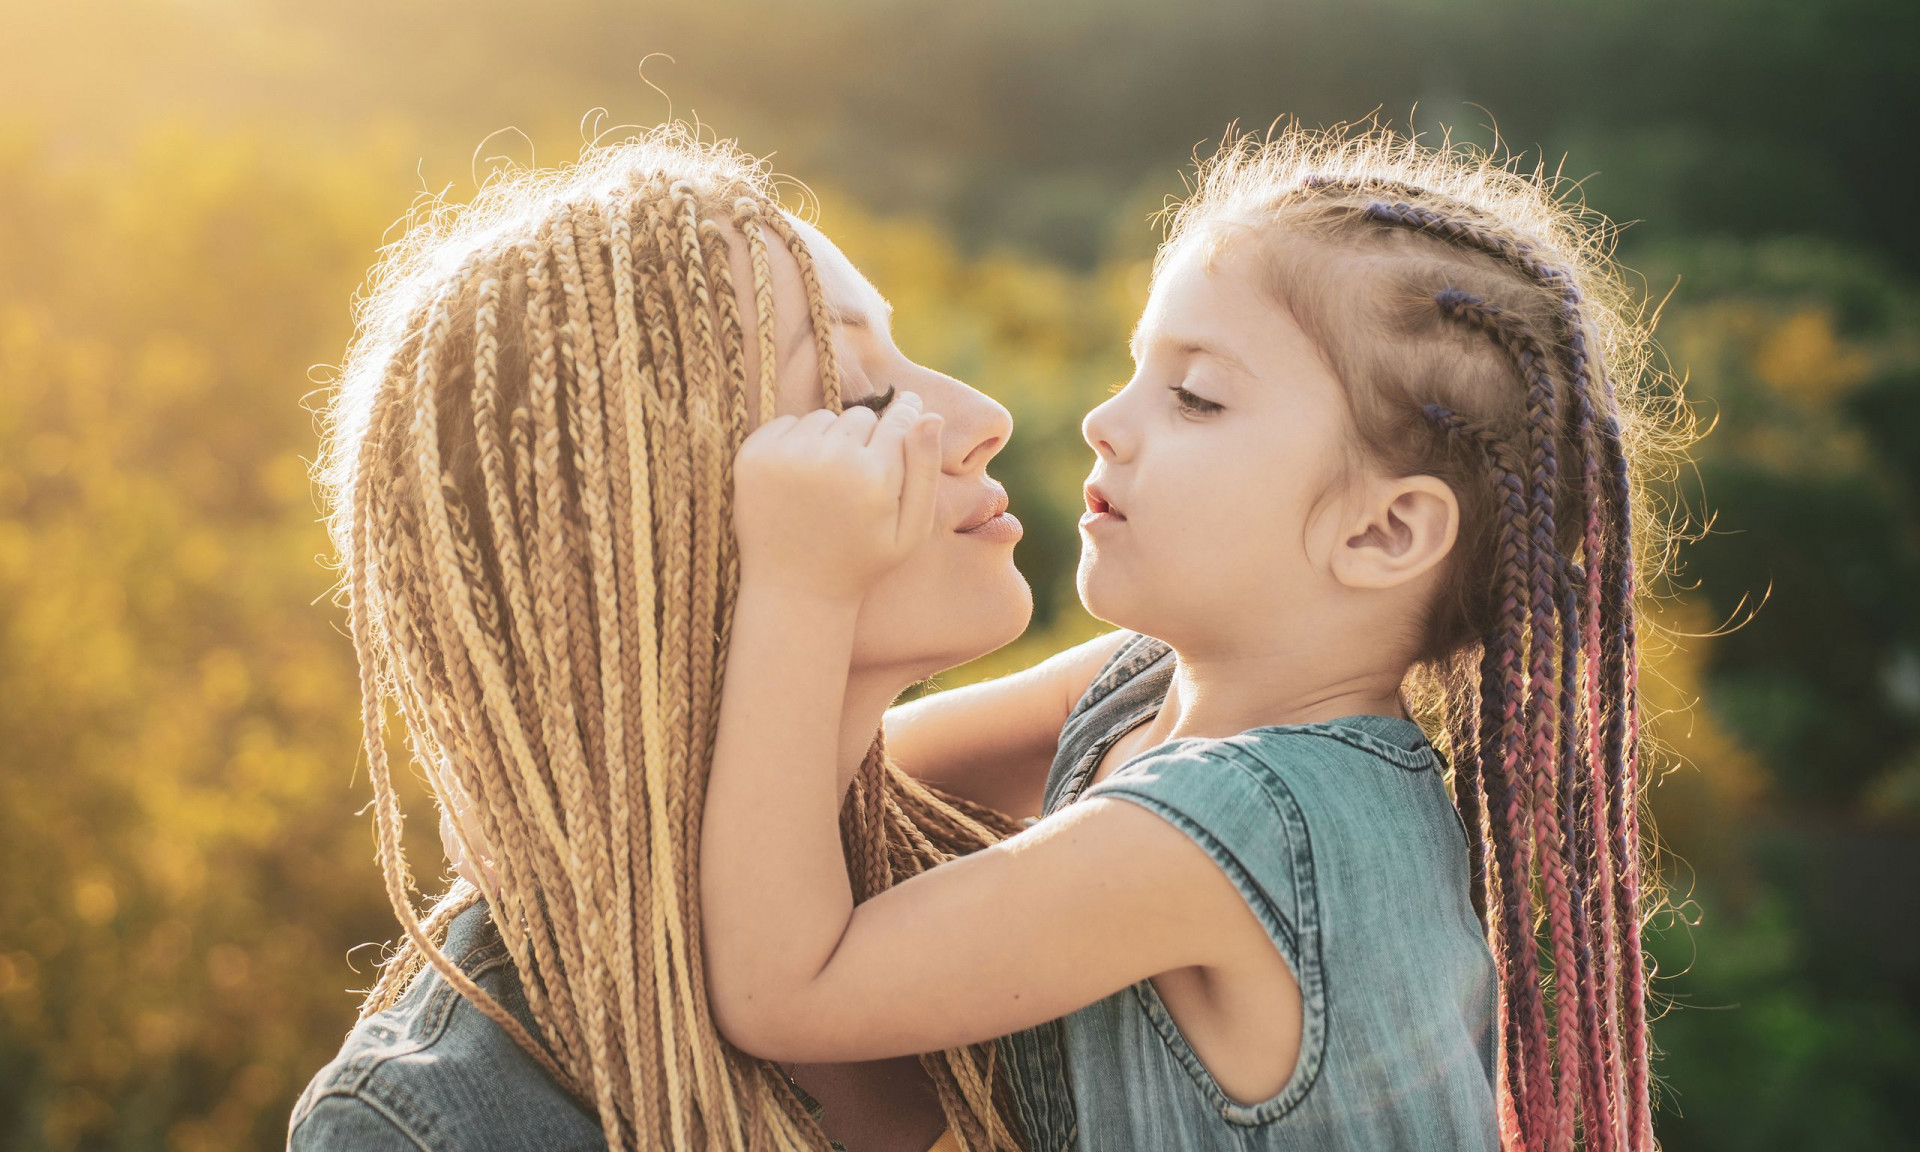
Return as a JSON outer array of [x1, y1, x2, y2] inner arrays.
[[317, 126, 1031, 1152]]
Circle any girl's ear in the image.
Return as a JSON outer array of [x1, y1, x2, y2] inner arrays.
[[1331, 474, 1459, 591]]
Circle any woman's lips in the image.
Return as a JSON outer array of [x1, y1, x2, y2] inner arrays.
[[959, 510, 1023, 542], [957, 481, 1022, 542]]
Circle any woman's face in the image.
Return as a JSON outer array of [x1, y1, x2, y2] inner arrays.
[[725, 217, 1032, 685]]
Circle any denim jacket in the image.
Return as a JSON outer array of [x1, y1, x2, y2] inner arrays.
[[288, 901, 607, 1151], [996, 632, 1499, 1151], [290, 903, 866, 1151]]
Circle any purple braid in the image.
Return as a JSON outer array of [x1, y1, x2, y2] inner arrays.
[[1454, 661, 1491, 931], [1570, 378, 1627, 1149], [1601, 424, 1651, 1148], [1423, 403, 1550, 1144], [1430, 290, 1589, 1152], [1560, 567, 1617, 1152]]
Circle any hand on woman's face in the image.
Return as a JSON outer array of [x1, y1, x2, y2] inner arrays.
[[724, 218, 1031, 685]]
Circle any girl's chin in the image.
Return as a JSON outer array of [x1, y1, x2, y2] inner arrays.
[[1074, 563, 1150, 635]]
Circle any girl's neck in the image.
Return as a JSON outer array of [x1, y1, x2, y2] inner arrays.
[[1143, 642, 1409, 746]]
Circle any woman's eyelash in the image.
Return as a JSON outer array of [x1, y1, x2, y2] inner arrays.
[[1170, 384, 1222, 415], [850, 384, 897, 412]]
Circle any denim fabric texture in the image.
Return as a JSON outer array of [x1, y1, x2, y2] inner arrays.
[[288, 901, 608, 1151], [997, 632, 1500, 1151]]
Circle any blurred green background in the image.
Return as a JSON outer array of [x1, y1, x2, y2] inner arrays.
[[2, 1, 1915, 1148]]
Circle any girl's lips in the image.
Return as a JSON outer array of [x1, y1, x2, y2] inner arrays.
[[1083, 482, 1126, 520]]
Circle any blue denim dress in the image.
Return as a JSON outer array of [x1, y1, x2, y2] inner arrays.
[[996, 633, 1499, 1152], [288, 901, 607, 1150]]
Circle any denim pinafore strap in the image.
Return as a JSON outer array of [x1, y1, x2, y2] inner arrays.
[[993, 631, 1174, 1152], [996, 632, 1499, 1152]]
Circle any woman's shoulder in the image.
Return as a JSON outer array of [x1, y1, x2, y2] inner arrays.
[[289, 901, 604, 1151]]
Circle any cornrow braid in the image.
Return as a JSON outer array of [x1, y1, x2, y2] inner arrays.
[[1162, 124, 1682, 1151], [1424, 402, 1554, 1143], [1433, 287, 1591, 1152], [318, 128, 1032, 1152]]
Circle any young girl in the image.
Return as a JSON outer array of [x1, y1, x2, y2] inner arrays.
[[702, 126, 1670, 1152]]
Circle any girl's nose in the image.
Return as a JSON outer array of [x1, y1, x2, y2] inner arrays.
[[1082, 394, 1125, 462]]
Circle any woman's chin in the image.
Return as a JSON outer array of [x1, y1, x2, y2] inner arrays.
[[934, 570, 1034, 669], [853, 565, 1032, 685]]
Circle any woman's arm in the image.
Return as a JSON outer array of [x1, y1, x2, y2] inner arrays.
[[884, 629, 1130, 819]]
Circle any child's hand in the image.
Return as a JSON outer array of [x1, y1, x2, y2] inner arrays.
[[732, 390, 944, 602]]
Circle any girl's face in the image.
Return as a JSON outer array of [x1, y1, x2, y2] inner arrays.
[[1077, 235, 1357, 651], [729, 218, 1032, 685]]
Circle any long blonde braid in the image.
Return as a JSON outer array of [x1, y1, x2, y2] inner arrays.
[[317, 127, 1031, 1152]]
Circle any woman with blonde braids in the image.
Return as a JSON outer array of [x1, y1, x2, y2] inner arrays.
[[289, 126, 1075, 1152]]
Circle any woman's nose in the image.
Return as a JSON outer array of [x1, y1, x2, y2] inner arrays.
[[942, 379, 1013, 474]]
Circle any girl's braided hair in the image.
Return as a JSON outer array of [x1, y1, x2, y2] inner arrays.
[[1161, 123, 1692, 1152], [315, 125, 1029, 1152]]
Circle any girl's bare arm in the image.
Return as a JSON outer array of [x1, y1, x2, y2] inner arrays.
[[700, 567, 1272, 1065], [883, 629, 1130, 819]]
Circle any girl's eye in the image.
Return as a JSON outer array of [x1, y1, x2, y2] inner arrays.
[[850, 384, 897, 413], [1170, 384, 1222, 416]]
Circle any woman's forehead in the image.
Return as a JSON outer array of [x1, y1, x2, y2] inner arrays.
[[786, 215, 891, 329]]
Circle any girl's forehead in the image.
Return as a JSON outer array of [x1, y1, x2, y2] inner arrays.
[[1140, 238, 1251, 336], [1137, 238, 1331, 382]]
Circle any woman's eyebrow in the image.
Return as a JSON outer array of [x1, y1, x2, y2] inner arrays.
[[828, 296, 893, 331], [775, 296, 892, 369]]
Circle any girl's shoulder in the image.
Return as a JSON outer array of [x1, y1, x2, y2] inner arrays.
[[1070, 630, 1174, 716], [1228, 714, 1439, 774], [1084, 715, 1443, 855], [1078, 718, 1461, 959], [1108, 714, 1437, 790]]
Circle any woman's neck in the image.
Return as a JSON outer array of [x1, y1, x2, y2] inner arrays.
[[835, 674, 904, 801]]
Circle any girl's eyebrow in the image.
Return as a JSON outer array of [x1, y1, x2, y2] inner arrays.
[[1189, 341, 1254, 378], [1131, 324, 1255, 379]]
